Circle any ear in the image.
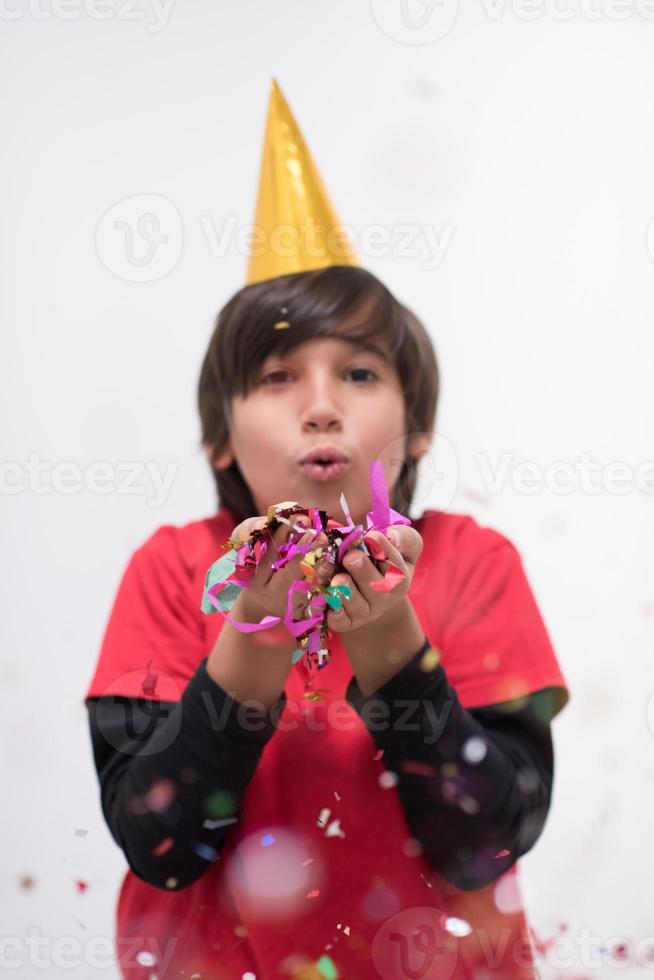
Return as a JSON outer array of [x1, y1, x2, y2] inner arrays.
[[408, 432, 433, 462], [203, 441, 234, 470]]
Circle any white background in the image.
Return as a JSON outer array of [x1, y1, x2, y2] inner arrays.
[[1, 1, 653, 977]]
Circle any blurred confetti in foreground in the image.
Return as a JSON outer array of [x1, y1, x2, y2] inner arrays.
[[226, 826, 324, 923]]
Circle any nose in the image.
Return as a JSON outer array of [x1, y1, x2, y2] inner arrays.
[[300, 372, 343, 432]]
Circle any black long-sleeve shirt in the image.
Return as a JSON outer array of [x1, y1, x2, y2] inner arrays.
[[86, 635, 558, 894]]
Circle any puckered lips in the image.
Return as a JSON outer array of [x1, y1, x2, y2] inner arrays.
[[298, 446, 350, 483]]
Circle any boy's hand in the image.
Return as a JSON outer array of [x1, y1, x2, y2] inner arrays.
[[325, 525, 423, 633], [229, 515, 333, 624]]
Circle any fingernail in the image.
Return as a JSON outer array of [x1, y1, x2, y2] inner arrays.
[[387, 528, 398, 545]]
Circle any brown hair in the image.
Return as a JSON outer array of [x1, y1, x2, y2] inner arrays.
[[197, 265, 439, 524]]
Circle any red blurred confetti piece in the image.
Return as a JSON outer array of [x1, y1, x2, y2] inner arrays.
[[401, 760, 437, 778], [363, 533, 386, 561], [152, 837, 174, 857], [75, 880, 89, 894], [369, 568, 405, 593]]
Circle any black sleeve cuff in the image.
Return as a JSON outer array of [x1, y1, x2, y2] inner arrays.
[[344, 636, 451, 742]]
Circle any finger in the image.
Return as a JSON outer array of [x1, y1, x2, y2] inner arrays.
[[342, 545, 384, 608], [379, 525, 423, 566], [332, 557, 372, 621], [230, 515, 267, 542], [312, 534, 337, 589]]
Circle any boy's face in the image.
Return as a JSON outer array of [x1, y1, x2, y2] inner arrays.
[[213, 336, 420, 527]]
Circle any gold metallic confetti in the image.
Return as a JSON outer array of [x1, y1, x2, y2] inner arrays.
[[419, 646, 441, 671]]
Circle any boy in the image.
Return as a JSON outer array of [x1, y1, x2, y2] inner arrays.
[[85, 81, 570, 979]]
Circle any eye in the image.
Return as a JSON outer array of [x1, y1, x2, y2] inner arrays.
[[260, 367, 378, 385], [260, 369, 291, 385], [348, 367, 378, 382]]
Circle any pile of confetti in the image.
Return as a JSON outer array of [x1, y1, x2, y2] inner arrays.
[[201, 460, 410, 670]]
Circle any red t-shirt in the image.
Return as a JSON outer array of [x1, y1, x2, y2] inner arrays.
[[85, 507, 570, 980]]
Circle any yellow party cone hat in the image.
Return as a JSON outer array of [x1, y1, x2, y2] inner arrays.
[[245, 77, 360, 286]]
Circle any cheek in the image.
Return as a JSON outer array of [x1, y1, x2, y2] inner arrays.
[[354, 398, 406, 451]]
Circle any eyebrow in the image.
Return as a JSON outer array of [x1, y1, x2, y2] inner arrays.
[[264, 340, 392, 366], [347, 341, 392, 363]]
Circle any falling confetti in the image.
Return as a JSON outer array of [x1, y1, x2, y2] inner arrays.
[[315, 954, 339, 979], [402, 838, 423, 858], [462, 736, 487, 764], [493, 874, 522, 914], [324, 820, 345, 839], [74, 880, 89, 894], [461, 486, 490, 506], [194, 841, 220, 863], [419, 646, 441, 671], [444, 916, 472, 938], [136, 951, 157, 968], [128, 778, 177, 815], [459, 795, 480, 815], [400, 760, 436, 778], [378, 771, 398, 789], [203, 816, 238, 830], [140, 660, 159, 697], [151, 837, 174, 857], [204, 790, 236, 819], [227, 828, 322, 922]]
